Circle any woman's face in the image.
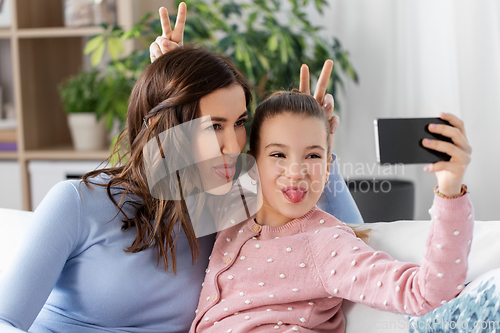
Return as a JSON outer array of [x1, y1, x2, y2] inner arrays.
[[255, 113, 330, 227], [192, 84, 248, 195]]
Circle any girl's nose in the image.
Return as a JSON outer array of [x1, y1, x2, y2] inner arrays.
[[284, 161, 306, 181]]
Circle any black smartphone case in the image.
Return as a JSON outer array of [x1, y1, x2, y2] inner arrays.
[[374, 117, 453, 164]]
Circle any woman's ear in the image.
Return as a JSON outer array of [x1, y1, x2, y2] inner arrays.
[[325, 154, 333, 183]]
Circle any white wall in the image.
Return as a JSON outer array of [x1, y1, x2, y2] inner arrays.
[[308, 0, 500, 220]]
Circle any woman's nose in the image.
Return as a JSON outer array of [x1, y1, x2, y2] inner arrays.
[[220, 129, 241, 155]]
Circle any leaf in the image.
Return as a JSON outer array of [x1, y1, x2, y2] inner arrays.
[[280, 37, 288, 64], [107, 38, 124, 60], [248, 12, 258, 28], [90, 43, 106, 67], [84, 35, 104, 55], [256, 53, 270, 71], [268, 34, 279, 52], [235, 42, 244, 61]]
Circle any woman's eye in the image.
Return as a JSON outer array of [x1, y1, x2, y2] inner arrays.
[[307, 154, 322, 159], [206, 124, 222, 131], [270, 153, 285, 158], [235, 118, 247, 127]]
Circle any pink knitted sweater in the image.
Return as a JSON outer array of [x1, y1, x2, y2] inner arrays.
[[191, 194, 474, 333]]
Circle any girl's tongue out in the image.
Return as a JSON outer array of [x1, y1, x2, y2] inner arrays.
[[283, 187, 306, 203]]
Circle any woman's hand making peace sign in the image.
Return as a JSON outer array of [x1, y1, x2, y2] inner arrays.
[[149, 2, 339, 136], [149, 3, 187, 62]]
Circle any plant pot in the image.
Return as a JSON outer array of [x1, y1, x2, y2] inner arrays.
[[67, 113, 107, 151]]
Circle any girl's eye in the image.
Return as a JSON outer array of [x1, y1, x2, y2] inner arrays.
[[307, 154, 322, 159], [270, 153, 285, 158], [235, 118, 247, 127]]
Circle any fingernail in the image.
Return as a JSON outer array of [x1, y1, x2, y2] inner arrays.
[[429, 123, 436, 130], [423, 138, 430, 145], [324, 102, 332, 110], [163, 40, 170, 47], [424, 164, 432, 172], [331, 127, 336, 134]]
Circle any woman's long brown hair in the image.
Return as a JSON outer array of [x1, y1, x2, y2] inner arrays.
[[82, 46, 252, 273]]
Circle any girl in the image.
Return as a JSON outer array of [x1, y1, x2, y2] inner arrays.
[[190, 90, 473, 332], [0, 47, 361, 332]]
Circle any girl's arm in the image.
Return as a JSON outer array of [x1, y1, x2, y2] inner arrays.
[[0, 182, 81, 331], [314, 113, 473, 315], [312, 195, 473, 316]]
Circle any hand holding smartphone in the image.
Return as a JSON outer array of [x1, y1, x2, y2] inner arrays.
[[374, 117, 453, 164]]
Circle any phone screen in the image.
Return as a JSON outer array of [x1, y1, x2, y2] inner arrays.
[[374, 117, 453, 164]]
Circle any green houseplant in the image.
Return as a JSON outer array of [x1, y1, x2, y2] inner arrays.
[[84, 0, 358, 111], [58, 69, 132, 151], [58, 69, 107, 151]]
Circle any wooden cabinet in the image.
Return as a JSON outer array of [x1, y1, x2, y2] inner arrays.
[[0, 0, 142, 210]]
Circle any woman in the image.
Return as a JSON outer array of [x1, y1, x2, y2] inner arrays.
[[150, 3, 362, 222], [0, 14, 361, 333]]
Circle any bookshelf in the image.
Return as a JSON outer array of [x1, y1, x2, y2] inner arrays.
[[0, 0, 167, 210]]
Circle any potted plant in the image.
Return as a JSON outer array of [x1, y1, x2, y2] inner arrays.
[[58, 68, 132, 151], [84, 0, 358, 110], [58, 69, 107, 151]]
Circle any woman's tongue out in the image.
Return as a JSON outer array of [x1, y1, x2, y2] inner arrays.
[[283, 187, 306, 203]]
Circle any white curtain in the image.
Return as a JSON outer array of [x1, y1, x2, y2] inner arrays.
[[313, 0, 500, 220]]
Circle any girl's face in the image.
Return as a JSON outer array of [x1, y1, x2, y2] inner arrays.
[[192, 84, 248, 195], [255, 113, 329, 227]]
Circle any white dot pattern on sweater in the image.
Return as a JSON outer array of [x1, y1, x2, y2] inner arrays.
[[193, 202, 473, 332]]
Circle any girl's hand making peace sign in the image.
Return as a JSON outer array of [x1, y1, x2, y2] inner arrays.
[[149, 2, 187, 63]]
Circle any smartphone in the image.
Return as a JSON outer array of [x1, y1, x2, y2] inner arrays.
[[374, 117, 453, 164]]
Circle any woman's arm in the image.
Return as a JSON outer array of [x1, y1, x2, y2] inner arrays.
[[0, 182, 81, 331], [317, 154, 364, 224]]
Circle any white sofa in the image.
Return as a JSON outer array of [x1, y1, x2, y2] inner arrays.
[[1, 207, 499, 333]]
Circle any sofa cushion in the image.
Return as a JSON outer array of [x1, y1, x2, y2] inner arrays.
[[1, 209, 499, 333], [407, 267, 500, 332], [0, 208, 33, 273], [343, 220, 500, 333]]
